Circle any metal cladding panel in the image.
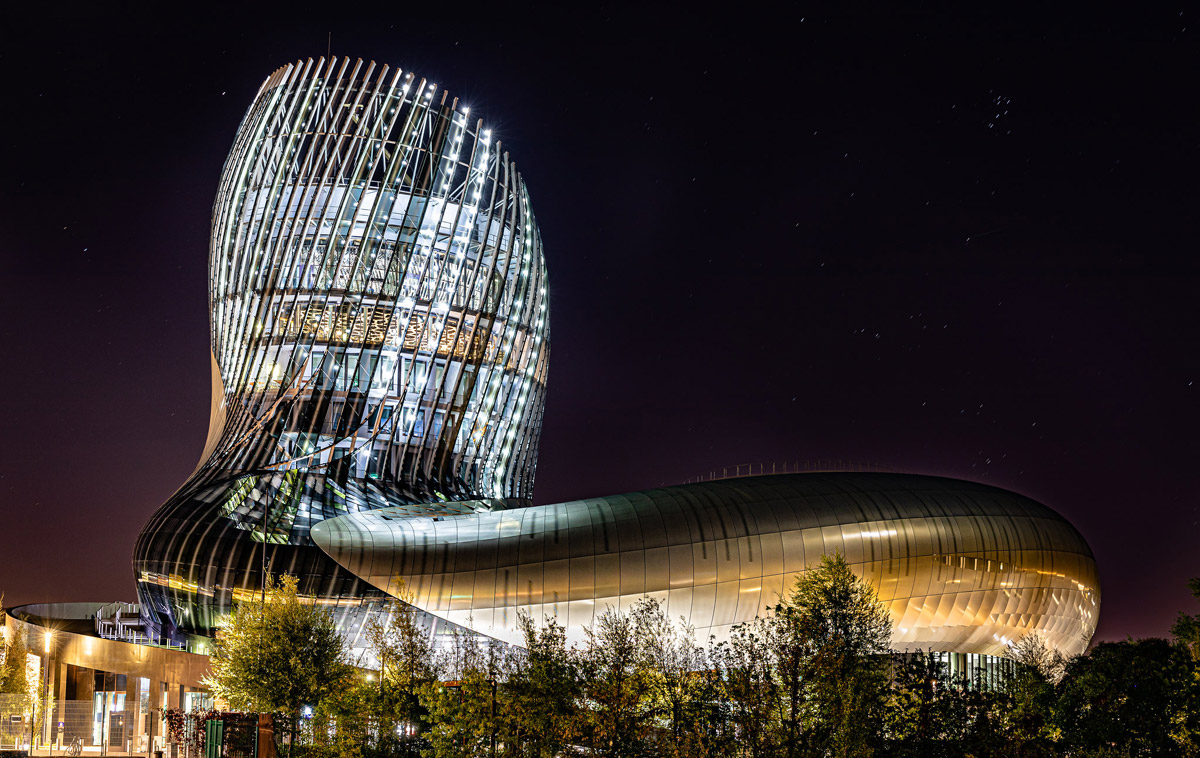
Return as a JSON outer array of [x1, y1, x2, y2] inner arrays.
[[134, 58, 548, 640], [312, 472, 1100, 657], [133, 59, 1098, 664]]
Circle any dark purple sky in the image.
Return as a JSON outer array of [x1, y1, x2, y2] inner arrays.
[[1, 5, 1196, 643]]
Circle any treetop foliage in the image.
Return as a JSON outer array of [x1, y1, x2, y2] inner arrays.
[[195, 570, 1200, 758], [778, 552, 892, 658], [206, 574, 352, 717], [0, 625, 32, 704], [1171, 576, 1200, 663]]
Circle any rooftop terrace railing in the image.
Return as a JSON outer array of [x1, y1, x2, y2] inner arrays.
[[93, 603, 186, 650], [681, 460, 897, 484]]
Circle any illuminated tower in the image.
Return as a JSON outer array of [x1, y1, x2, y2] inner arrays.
[[134, 57, 550, 641]]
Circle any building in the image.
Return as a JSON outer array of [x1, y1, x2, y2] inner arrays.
[[2, 603, 209, 754], [7, 54, 549, 755], [6, 55, 1098, 754], [133, 56, 550, 648], [312, 472, 1098, 658]]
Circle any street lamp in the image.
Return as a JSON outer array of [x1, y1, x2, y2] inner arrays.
[[253, 468, 278, 716], [44, 632, 52, 756], [31, 631, 53, 755]]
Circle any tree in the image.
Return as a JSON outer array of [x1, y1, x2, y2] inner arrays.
[[1009, 632, 1067, 684], [419, 630, 507, 758], [882, 651, 1050, 758], [503, 612, 581, 757], [314, 599, 440, 758], [711, 618, 781, 758], [1171, 578, 1200, 758], [366, 598, 439, 755], [770, 552, 892, 758], [883, 652, 950, 755], [1055, 638, 1195, 758], [0, 593, 7, 692], [0, 627, 32, 706], [205, 574, 352, 756], [310, 680, 372, 758], [578, 604, 657, 757], [997, 633, 1066, 754], [1171, 577, 1200, 662], [1, 625, 35, 752], [627, 600, 713, 758]]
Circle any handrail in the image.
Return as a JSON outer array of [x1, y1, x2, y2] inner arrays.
[[93, 603, 188, 650], [681, 460, 896, 484]]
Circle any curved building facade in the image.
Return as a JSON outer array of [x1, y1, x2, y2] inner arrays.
[[134, 57, 1098, 660], [312, 473, 1099, 657], [135, 57, 549, 640]]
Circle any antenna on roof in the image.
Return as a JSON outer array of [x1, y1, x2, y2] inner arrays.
[[327, 32, 331, 60]]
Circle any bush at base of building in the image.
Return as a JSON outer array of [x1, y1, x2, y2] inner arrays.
[[204, 576, 352, 758]]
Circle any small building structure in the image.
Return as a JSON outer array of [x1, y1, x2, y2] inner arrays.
[[3, 604, 209, 756]]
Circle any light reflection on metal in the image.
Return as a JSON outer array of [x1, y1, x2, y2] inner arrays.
[[313, 472, 1100, 657], [131, 57, 1101, 664], [134, 57, 548, 641]]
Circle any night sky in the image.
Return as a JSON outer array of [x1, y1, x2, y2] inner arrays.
[[1, 4, 1196, 644]]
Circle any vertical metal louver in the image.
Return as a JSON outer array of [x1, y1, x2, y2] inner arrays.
[[134, 58, 550, 641]]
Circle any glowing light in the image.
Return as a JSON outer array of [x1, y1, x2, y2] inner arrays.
[[846, 529, 897, 539]]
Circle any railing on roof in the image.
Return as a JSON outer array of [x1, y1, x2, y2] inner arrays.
[[682, 460, 896, 484], [94, 602, 187, 650]]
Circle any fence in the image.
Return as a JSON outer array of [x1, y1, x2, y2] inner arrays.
[[0, 695, 146, 753], [0, 694, 27, 751], [163, 711, 265, 758], [0, 696, 93, 752]]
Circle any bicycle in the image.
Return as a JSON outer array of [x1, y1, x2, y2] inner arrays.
[[66, 737, 83, 757]]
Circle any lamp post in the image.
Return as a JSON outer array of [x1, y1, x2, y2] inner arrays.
[[253, 466, 281, 604], [43, 632, 52, 757], [261, 474, 272, 604], [30, 632, 52, 756], [256, 470, 277, 717]]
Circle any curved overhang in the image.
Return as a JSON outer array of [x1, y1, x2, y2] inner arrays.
[[4, 604, 210, 689], [312, 472, 1099, 657]]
